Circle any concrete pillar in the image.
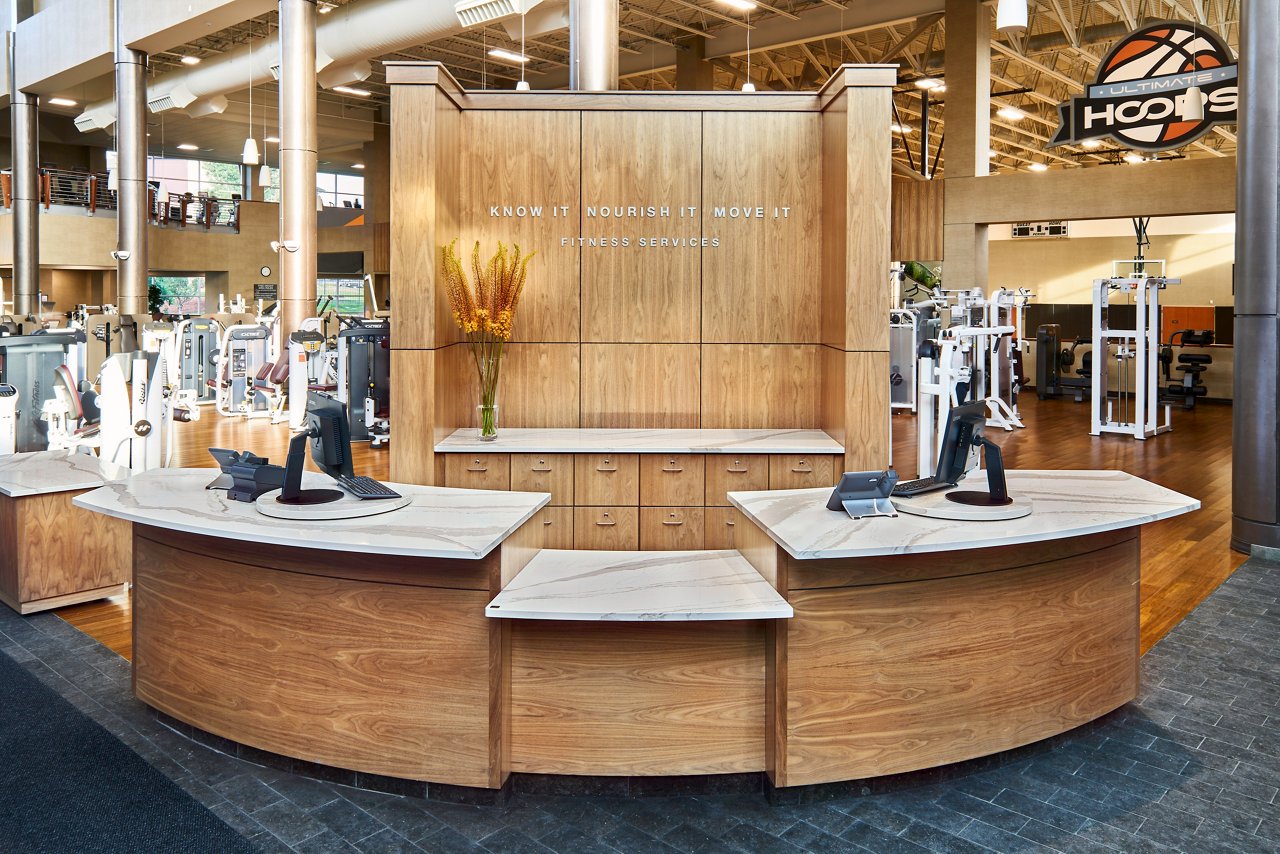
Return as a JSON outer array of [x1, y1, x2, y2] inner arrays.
[[1232, 0, 1280, 552], [114, 3, 149, 320], [279, 0, 318, 427], [8, 33, 38, 320], [941, 0, 990, 287], [569, 0, 618, 91], [675, 36, 714, 90]]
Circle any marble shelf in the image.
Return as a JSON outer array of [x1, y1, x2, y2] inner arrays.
[[436, 428, 843, 455], [0, 451, 130, 498], [74, 468, 549, 559], [729, 469, 1199, 560], [486, 548, 793, 621]]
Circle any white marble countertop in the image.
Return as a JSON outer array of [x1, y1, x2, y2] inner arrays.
[[73, 468, 549, 559], [486, 549, 793, 621], [729, 469, 1199, 560], [436, 428, 844, 455], [0, 451, 130, 498]]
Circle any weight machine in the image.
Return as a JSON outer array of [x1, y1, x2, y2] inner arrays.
[[336, 318, 390, 446]]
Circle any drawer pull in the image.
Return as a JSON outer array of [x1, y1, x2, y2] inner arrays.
[[543, 519, 554, 526], [531, 458, 553, 473], [790, 460, 813, 473], [662, 516, 685, 527], [662, 457, 684, 473], [596, 457, 618, 473], [725, 519, 735, 527], [595, 515, 617, 527], [466, 458, 488, 473], [726, 458, 749, 474]]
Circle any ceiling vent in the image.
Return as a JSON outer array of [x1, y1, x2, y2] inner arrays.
[[455, 0, 533, 27]]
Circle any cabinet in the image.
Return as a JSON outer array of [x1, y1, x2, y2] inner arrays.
[[706, 455, 769, 505], [640, 507, 705, 550], [511, 454, 573, 505], [575, 454, 639, 505], [640, 455, 705, 507], [444, 454, 511, 491], [768, 454, 836, 491], [534, 506, 574, 550], [704, 507, 738, 550], [574, 507, 639, 550]]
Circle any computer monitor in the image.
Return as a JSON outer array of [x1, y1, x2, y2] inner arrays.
[[934, 400, 988, 486], [307, 391, 354, 478]]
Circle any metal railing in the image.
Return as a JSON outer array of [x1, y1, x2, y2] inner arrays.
[[150, 191, 241, 230]]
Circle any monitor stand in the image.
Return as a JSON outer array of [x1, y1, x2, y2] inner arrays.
[[945, 437, 1013, 507], [275, 430, 344, 506]]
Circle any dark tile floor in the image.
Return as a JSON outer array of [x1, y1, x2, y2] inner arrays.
[[1, 556, 1277, 854]]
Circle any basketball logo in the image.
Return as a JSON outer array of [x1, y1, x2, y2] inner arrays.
[[1051, 22, 1237, 152]]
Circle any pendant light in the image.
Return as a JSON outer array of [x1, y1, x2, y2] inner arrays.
[[1180, 23, 1205, 122], [514, 10, 531, 91], [241, 31, 260, 165], [742, 6, 755, 92], [996, 0, 1028, 34], [259, 164, 272, 188]]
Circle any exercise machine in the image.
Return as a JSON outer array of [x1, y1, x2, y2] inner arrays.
[[0, 332, 74, 452], [1035, 325, 1093, 403], [211, 324, 273, 417], [336, 318, 390, 446], [175, 317, 221, 404], [1160, 329, 1214, 410], [0, 383, 17, 455]]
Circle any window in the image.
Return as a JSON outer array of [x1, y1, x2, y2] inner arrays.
[[147, 157, 243, 200], [150, 275, 206, 315], [259, 169, 363, 209], [317, 277, 365, 314]]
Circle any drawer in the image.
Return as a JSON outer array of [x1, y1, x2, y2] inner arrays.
[[703, 507, 738, 550], [769, 454, 837, 490], [573, 507, 639, 550], [639, 507, 705, 551], [639, 454, 705, 507], [706, 455, 769, 506], [443, 453, 510, 491], [574, 454, 639, 506], [534, 506, 574, 550], [510, 453, 574, 505]]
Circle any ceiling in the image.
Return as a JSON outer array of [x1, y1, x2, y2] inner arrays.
[[40, 0, 1239, 177]]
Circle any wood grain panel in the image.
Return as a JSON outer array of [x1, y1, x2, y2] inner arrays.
[[706, 455, 770, 506], [701, 112, 821, 344], [580, 344, 700, 429], [700, 345, 822, 429], [509, 621, 766, 775], [768, 454, 837, 491], [391, 348, 437, 485], [777, 538, 1140, 787], [532, 506, 574, 550], [819, 91, 849, 351], [639, 454, 705, 506], [704, 507, 738, 550], [510, 453, 574, 505], [491, 343, 580, 428], [572, 506, 639, 550], [574, 453, 639, 505], [639, 507, 705, 550], [133, 536, 504, 788], [457, 110, 581, 344], [843, 87, 893, 351], [1161, 306, 1216, 342], [732, 508, 780, 590], [892, 178, 944, 262], [0, 494, 19, 611], [582, 112, 701, 343], [499, 514, 546, 588], [444, 453, 511, 492], [823, 348, 891, 475]]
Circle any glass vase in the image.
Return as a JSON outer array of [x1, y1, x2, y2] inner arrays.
[[478, 402, 499, 441]]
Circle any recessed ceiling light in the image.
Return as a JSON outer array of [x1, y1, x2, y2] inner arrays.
[[48, 97, 77, 107], [487, 48, 529, 64], [1081, 138, 1102, 150], [719, 0, 757, 9], [264, 136, 280, 143], [352, 163, 365, 170], [889, 123, 913, 134], [332, 85, 371, 97], [996, 105, 1026, 121], [181, 55, 201, 66], [1027, 162, 1048, 172], [176, 143, 199, 151], [1123, 151, 1146, 164]]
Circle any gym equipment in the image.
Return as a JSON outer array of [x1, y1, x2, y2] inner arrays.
[[287, 327, 329, 431], [1160, 329, 1214, 409], [985, 288, 1033, 422], [211, 324, 273, 417], [175, 317, 221, 404], [336, 318, 390, 445], [0, 383, 17, 455], [890, 309, 922, 412], [1034, 325, 1093, 403], [82, 311, 124, 383], [1090, 259, 1179, 440], [0, 333, 72, 452]]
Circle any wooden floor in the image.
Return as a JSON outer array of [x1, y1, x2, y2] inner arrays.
[[55, 394, 1241, 660]]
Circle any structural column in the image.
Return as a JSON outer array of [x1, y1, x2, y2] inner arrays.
[[941, 0, 990, 287], [8, 32, 38, 321], [569, 0, 618, 91], [1232, 0, 1280, 552], [114, 4, 149, 319], [675, 36, 714, 90]]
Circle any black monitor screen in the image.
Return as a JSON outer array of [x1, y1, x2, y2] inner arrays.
[[307, 391, 353, 478], [935, 400, 988, 486]]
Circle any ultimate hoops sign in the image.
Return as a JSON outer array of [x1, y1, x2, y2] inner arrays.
[[1051, 22, 1237, 151]]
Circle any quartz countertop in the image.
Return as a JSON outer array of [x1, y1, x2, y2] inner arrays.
[[0, 451, 130, 498], [486, 549, 793, 621], [729, 469, 1199, 560], [73, 468, 549, 559], [436, 428, 843, 455]]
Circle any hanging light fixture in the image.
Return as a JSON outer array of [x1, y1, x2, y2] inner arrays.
[[1180, 23, 1205, 122], [514, 9, 531, 91], [996, 0, 1028, 34], [741, 4, 756, 92], [259, 89, 272, 189], [259, 164, 272, 188], [241, 30, 260, 165]]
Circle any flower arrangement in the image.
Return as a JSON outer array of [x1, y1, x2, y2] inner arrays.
[[441, 239, 535, 440]]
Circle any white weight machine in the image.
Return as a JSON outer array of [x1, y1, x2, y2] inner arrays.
[[0, 383, 17, 455], [1090, 260, 1178, 440]]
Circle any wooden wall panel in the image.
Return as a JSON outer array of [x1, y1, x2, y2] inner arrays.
[[582, 112, 701, 343], [701, 344, 822, 429], [702, 112, 821, 344], [892, 178, 944, 262], [824, 349, 890, 474], [391, 348, 438, 484], [492, 344, 581, 428], [457, 110, 581, 344], [819, 94, 848, 351], [509, 621, 766, 776], [580, 344, 700, 428], [778, 538, 1139, 786], [843, 87, 893, 352]]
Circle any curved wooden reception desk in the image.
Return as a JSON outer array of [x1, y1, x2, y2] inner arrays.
[[75, 468, 1196, 794]]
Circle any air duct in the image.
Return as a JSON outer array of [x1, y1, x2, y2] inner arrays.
[[75, 0, 553, 131]]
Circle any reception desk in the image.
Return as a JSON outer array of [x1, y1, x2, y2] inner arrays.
[[75, 467, 1196, 794]]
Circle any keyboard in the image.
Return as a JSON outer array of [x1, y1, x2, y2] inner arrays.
[[890, 476, 952, 498], [336, 475, 402, 500]]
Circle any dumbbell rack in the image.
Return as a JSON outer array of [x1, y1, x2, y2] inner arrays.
[[1090, 261, 1179, 440]]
